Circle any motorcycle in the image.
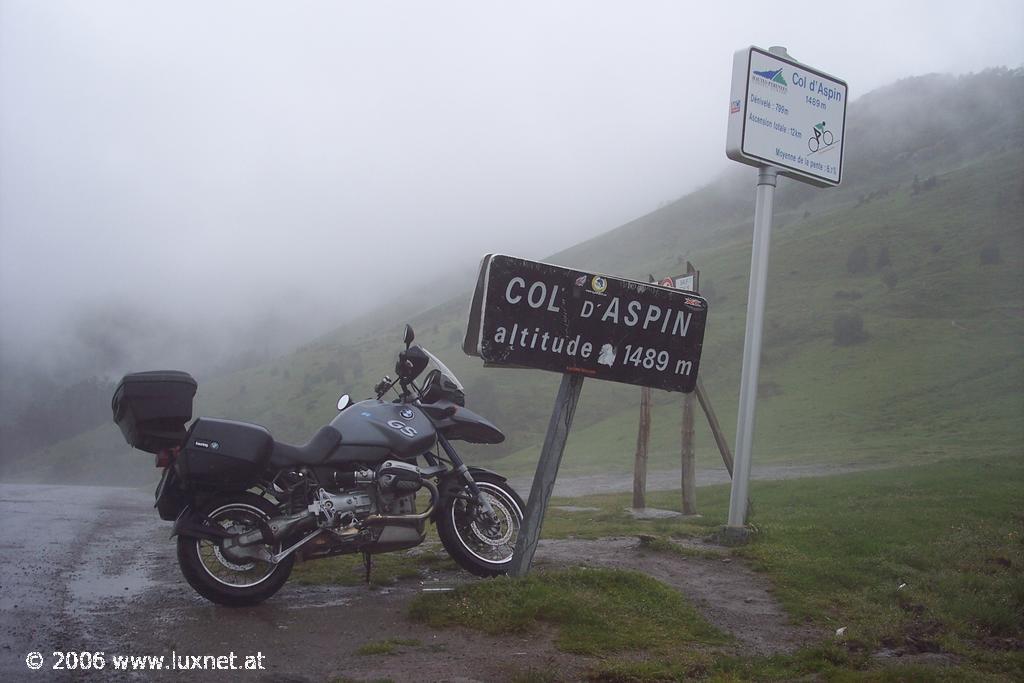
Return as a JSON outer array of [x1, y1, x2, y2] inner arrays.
[[112, 325, 524, 606]]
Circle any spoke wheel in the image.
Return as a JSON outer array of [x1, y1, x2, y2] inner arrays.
[[195, 503, 278, 588], [176, 492, 294, 606], [438, 474, 524, 577]]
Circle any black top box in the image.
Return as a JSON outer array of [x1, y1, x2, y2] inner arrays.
[[112, 371, 197, 454]]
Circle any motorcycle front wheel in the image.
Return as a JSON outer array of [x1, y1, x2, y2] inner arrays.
[[176, 491, 294, 606], [437, 473, 524, 577]]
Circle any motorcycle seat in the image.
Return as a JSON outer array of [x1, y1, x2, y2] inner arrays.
[[269, 425, 342, 468]]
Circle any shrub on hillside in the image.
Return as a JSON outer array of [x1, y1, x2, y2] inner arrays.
[[980, 243, 1002, 265], [846, 245, 870, 274], [876, 246, 891, 268], [324, 360, 345, 382], [911, 174, 939, 195], [833, 312, 868, 346], [881, 270, 899, 290]]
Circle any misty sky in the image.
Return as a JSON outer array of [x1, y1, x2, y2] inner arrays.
[[2, 0, 1022, 375]]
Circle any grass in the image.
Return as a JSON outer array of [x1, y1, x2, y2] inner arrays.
[[353, 638, 421, 656], [586, 648, 1001, 682], [736, 459, 1024, 672], [408, 454, 1023, 680], [409, 567, 727, 656], [291, 545, 457, 588]]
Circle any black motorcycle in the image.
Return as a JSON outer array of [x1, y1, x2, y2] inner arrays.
[[112, 325, 524, 606]]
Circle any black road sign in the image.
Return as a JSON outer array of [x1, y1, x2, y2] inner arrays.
[[464, 255, 708, 393]]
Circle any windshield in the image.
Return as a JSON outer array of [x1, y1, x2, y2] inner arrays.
[[421, 347, 464, 391]]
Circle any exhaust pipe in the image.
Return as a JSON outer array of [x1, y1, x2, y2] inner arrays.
[[363, 480, 439, 525]]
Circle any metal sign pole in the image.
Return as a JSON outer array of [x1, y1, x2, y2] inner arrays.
[[509, 373, 585, 576], [727, 165, 778, 529]]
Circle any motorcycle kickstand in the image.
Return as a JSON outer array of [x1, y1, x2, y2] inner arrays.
[[362, 551, 373, 585]]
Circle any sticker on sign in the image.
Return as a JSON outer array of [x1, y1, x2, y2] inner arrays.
[[463, 255, 708, 393], [674, 275, 695, 291], [726, 46, 847, 187]]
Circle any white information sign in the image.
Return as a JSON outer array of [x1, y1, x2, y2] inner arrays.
[[674, 275, 694, 291], [726, 46, 847, 187]]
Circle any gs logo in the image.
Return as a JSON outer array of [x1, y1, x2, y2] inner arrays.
[[387, 420, 418, 438]]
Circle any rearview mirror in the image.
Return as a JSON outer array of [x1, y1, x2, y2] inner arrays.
[[337, 394, 352, 411], [403, 324, 415, 348]]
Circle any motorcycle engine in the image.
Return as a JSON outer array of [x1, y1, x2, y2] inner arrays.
[[313, 488, 372, 527], [376, 460, 423, 493], [375, 460, 422, 517], [309, 461, 423, 527]]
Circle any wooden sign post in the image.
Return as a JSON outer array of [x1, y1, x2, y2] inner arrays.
[[680, 263, 699, 514], [632, 274, 658, 510], [632, 386, 651, 509], [629, 262, 743, 516], [632, 263, 702, 514], [464, 254, 710, 575]]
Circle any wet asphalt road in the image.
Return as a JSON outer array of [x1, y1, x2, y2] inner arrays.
[[0, 484, 160, 679], [0, 483, 504, 682]]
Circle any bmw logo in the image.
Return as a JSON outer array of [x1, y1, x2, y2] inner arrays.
[[210, 441, 220, 450], [400, 408, 415, 419]]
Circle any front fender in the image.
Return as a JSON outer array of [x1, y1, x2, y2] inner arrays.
[[431, 466, 506, 522]]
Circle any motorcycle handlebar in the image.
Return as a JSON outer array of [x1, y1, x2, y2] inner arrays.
[[374, 375, 394, 398]]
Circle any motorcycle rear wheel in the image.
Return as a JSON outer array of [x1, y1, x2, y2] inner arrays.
[[437, 473, 524, 577], [176, 492, 294, 606]]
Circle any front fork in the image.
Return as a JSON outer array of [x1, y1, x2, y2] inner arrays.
[[435, 434, 497, 521]]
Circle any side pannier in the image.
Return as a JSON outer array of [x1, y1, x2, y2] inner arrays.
[[112, 371, 198, 454], [176, 418, 273, 489]]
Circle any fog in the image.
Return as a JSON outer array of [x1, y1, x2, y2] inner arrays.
[[2, 0, 1022, 392]]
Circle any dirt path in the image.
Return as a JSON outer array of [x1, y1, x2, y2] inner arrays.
[[534, 537, 820, 656]]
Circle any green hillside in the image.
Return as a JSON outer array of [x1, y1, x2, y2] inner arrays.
[[10, 69, 1023, 485]]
